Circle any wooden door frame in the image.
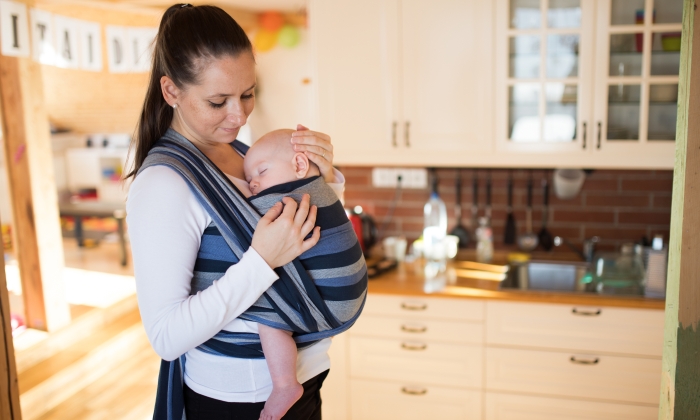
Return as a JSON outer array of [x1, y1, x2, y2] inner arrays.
[[0, 238, 21, 419], [658, 0, 700, 418]]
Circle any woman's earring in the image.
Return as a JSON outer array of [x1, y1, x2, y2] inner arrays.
[[173, 104, 178, 109]]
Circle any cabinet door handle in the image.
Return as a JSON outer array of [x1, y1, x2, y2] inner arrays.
[[401, 341, 427, 351], [582, 122, 587, 149], [392, 121, 397, 147], [570, 356, 600, 365], [572, 308, 601, 316], [401, 302, 427, 311], [596, 121, 602, 149], [404, 121, 410, 147], [401, 324, 427, 333], [401, 386, 427, 396]]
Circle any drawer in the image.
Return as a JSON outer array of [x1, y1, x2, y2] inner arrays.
[[485, 392, 657, 420], [364, 294, 484, 322], [349, 336, 482, 388], [350, 314, 484, 344], [351, 379, 482, 420], [485, 347, 661, 405], [486, 301, 664, 357]]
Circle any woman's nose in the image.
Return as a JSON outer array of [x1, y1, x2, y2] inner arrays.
[[226, 102, 247, 126]]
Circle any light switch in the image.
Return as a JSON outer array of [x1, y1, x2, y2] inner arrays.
[[371, 168, 428, 189]]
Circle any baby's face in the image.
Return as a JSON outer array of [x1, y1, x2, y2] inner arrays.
[[244, 140, 297, 195]]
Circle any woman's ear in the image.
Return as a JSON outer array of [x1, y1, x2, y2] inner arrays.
[[292, 152, 310, 179], [160, 75, 181, 107]]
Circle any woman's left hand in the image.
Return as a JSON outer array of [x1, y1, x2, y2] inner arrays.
[[291, 124, 335, 183]]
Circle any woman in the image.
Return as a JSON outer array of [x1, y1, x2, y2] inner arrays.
[[126, 4, 341, 419]]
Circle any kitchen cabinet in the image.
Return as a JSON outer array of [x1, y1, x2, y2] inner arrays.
[[322, 293, 664, 419], [485, 393, 658, 420], [310, 0, 494, 166], [346, 294, 485, 419], [485, 300, 663, 418], [495, 0, 682, 168]]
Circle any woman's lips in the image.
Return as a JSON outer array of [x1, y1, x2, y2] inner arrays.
[[220, 127, 239, 133]]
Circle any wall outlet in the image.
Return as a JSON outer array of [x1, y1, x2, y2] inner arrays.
[[371, 168, 428, 189]]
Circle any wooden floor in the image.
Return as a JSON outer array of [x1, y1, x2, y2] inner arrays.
[[21, 239, 161, 420]]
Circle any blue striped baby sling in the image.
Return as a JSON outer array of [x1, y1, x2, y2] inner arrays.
[[140, 129, 367, 420]]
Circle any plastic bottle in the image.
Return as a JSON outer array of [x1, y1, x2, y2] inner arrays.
[[423, 177, 447, 279], [475, 217, 494, 263]]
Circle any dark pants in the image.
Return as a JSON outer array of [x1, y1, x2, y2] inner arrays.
[[184, 370, 329, 420]]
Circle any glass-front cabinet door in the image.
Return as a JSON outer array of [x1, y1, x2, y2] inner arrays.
[[593, 0, 682, 163], [496, 0, 596, 153]]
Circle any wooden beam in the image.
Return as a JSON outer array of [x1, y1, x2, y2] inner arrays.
[[659, 0, 700, 418], [0, 36, 70, 330], [0, 235, 21, 419]]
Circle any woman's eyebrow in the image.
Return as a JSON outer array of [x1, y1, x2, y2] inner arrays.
[[208, 84, 256, 98]]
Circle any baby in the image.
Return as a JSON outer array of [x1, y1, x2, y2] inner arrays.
[[243, 129, 366, 420]]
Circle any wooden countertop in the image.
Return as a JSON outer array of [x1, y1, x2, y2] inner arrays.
[[367, 261, 666, 310]]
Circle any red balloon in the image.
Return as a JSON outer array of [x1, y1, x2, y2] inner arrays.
[[259, 11, 285, 32]]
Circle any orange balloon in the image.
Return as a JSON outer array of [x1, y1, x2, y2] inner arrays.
[[254, 29, 278, 52], [259, 11, 285, 32]]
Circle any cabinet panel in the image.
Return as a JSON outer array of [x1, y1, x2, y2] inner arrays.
[[362, 294, 485, 322], [401, 0, 494, 153], [351, 314, 484, 345], [486, 301, 664, 357], [310, 0, 400, 163], [321, 333, 349, 420], [350, 336, 483, 388], [351, 379, 482, 420], [485, 347, 661, 405], [485, 392, 657, 420]]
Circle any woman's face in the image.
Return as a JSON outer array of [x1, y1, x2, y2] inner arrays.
[[169, 52, 256, 145]]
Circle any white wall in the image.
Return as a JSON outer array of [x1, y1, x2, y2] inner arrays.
[[247, 28, 317, 142]]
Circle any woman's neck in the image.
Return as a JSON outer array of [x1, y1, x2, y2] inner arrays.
[[170, 123, 245, 179]]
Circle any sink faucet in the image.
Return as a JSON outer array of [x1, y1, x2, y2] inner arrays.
[[553, 236, 599, 263]]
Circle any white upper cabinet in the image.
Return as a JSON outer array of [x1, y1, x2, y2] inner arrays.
[[495, 0, 680, 168], [400, 0, 494, 155], [310, 0, 401, 163], [592, 0, 682, 167], [495, 0, 596, 155], [311, 0, 680, 168], [310, 0, 495, 166]]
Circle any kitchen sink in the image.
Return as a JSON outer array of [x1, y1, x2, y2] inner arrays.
[[500, 260, 591, 292]]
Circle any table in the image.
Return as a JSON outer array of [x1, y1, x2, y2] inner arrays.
[[59, 201, 128, 266]]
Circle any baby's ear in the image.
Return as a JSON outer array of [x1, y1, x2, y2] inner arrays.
[[292, 152, 310, 179]]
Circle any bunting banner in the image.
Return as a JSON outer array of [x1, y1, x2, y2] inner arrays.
[[0, 0, 156, 73]]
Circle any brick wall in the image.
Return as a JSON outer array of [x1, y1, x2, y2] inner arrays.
[[340, 167, 673, 253]]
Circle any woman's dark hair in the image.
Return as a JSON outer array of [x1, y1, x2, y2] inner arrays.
[[126, 4, 253, 178]]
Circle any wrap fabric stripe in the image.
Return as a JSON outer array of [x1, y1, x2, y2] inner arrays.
[[141, 129, 367, 420]]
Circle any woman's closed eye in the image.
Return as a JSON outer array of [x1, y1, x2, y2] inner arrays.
[[208, 100, 226, 109]]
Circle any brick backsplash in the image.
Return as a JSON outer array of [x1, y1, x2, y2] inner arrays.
[[339, 167, 673, 253]]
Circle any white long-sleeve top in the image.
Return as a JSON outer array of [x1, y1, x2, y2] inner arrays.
[[126, 164, 345, 402]]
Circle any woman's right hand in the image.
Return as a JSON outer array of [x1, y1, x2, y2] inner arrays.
[[251, 194, 321, 268]]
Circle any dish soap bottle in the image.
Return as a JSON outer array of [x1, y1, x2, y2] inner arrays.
[[423, 175, 447, 280], [475, 216, 494, 263]]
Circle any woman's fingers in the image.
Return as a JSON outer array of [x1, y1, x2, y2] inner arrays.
[[301, 227, 321, 253], [258, 202, 283, 226], [299, 204, 318, 238], [293, 194, 312, 226]]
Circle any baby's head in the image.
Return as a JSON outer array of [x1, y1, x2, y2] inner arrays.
[[244, 129, 320, 195]]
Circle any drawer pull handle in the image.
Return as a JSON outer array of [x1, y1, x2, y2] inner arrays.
[[401, 302, 427, 311], [401, 386, 427, 396], [570, 356, 599, 365], [572, 308, 601, 316], [401, 324, 427, 333], [401, 342, 427, 351]]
